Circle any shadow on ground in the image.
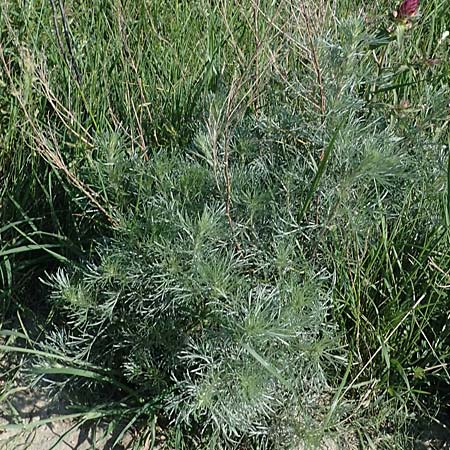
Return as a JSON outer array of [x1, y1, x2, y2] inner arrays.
[[0, 389, 132, 450], [413, 414, 450, 450]]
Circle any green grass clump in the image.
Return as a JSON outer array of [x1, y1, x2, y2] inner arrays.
[[1, 0, 450, 448]]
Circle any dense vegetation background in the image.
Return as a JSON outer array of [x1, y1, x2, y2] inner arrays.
[[1, 0, 449, 448]]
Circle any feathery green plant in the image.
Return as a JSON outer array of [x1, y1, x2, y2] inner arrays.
[[1, 0, 450, 448]]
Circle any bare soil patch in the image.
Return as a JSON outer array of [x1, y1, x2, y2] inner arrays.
[[0, 389, 133, 450]]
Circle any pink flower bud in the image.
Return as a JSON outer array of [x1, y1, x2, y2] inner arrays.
[[397, 0, 420, 18]]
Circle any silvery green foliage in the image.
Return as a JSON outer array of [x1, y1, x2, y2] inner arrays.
[[46, 186, 341, 443], [37, 7, 450, 447]]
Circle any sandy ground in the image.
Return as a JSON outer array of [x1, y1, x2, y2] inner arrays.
[[0, 420, 129, 450], [0, 390, 133, 450]]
